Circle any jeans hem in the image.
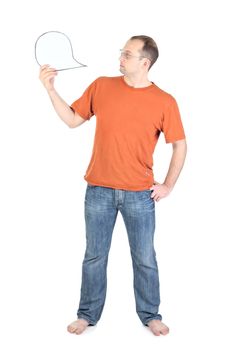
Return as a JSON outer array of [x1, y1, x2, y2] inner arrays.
[[143, 316, 163, 327]]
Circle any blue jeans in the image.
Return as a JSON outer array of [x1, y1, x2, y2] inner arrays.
[[77, 184, 162, 326]]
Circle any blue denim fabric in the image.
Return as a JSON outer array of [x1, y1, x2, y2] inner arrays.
[[77, 184, 162, 326]]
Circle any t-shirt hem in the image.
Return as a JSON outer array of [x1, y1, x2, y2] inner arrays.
[[85, 179, 154, 191]]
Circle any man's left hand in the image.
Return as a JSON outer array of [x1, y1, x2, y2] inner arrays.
[[149, 182, 172, 202]]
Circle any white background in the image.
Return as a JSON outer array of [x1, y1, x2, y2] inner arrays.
[[1, 0, 232, 349]]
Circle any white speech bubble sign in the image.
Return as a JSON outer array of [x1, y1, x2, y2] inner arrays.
[[35, 31, 87, 71]]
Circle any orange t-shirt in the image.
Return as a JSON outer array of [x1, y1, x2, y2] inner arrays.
[[71, 75, 185, 191]]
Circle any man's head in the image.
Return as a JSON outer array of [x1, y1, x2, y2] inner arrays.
[[119, 35, 159, 76]]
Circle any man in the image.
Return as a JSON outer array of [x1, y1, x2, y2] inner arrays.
[[39, 35, 187, 336]]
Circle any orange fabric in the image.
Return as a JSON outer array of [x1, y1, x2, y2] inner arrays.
[[71, 76, 185, 191]]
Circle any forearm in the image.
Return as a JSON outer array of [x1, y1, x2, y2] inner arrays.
[[163, 139, 187, 190], [47, 89, 75, 127]]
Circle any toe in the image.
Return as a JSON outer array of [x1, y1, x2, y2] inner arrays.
[[75, 326, 84, 335], [160, 327, 169, 335], [148, 325, 160, 336], [67, 322, 78, 333], [67, 326, 75, 333]]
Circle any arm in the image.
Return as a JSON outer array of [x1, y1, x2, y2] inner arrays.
[[150, 139, 187, 202], [39, 65, 86, 128]]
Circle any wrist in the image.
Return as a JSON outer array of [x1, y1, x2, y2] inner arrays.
[[163, 182, 174, 191], [47, 87, 56, 94]]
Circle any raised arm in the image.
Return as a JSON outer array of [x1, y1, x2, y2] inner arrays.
[[39, 65, 86, 128]]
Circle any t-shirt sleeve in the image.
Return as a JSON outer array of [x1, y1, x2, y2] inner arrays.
[[70, 78, 99, 121], [161, 95, 186, 143]]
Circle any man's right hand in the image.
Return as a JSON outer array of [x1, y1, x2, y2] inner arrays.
[[39, 64, 58, 92]]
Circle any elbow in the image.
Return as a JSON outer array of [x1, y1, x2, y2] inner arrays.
[[67, 114, 76, 128], [68, 122, 74, 128], [68, 123, 76, 128]]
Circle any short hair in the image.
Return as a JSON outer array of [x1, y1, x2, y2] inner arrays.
[[130, 35, 159, 70]]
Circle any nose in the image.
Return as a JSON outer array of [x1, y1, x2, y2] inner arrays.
[[119, 56, 125, 64]]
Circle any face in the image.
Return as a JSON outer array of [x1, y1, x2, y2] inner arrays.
[[119, 39, 150, 75]]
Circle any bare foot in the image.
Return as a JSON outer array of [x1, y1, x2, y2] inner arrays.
[[67, 319, 89, 335], [147, 319, 169, 336]]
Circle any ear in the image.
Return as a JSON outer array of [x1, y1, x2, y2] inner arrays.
[[144, 60, 149, 68]]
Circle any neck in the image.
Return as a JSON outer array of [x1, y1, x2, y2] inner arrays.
[[123, 73, 152, 88]]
